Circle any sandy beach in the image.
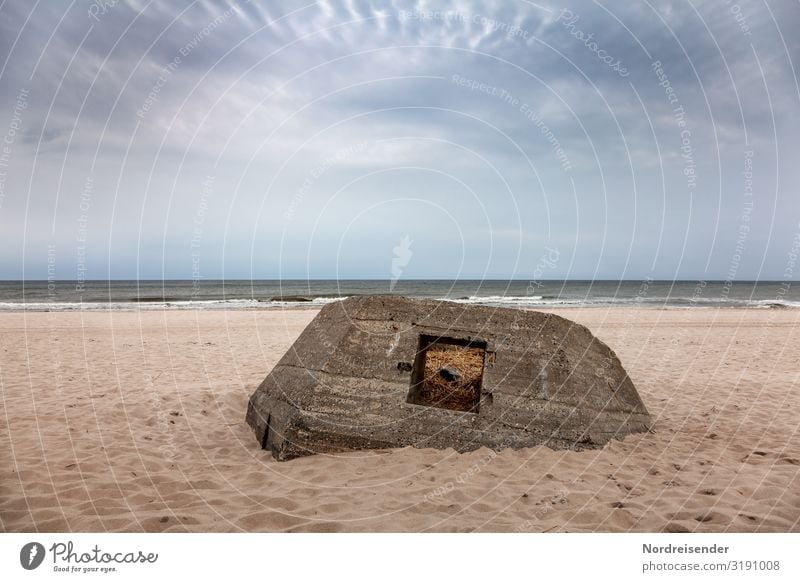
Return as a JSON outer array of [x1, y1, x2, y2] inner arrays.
[[1, 307, 799, 532]]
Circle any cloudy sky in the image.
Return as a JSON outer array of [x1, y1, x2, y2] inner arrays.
[[0, 0, 798, 280]]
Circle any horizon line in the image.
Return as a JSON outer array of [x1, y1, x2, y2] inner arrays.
[[1, 278, 796, 284]]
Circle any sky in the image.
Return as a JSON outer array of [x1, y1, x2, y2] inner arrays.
[[0, 0, 798, 281]]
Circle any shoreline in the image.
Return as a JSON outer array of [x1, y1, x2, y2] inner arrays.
[[0, 303, 798, 314]]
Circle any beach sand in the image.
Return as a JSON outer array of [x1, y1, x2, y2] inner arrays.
[[1, 307, 799, 532]]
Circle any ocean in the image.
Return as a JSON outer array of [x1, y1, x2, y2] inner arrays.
[[0, 279, 797, 311]]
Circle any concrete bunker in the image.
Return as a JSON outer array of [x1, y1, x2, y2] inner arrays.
[[246, 295, 653, 460]]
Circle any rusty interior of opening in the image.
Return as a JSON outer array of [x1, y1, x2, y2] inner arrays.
[[407, 335, 487, 413]]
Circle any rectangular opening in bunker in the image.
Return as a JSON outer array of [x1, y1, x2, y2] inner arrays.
[[407, 334, 487, 413]]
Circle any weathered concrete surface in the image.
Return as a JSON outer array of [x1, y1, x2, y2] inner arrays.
[[246, 296, 653, 460]]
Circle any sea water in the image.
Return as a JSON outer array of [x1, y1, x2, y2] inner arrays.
[[0, 279, 797, 311]]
